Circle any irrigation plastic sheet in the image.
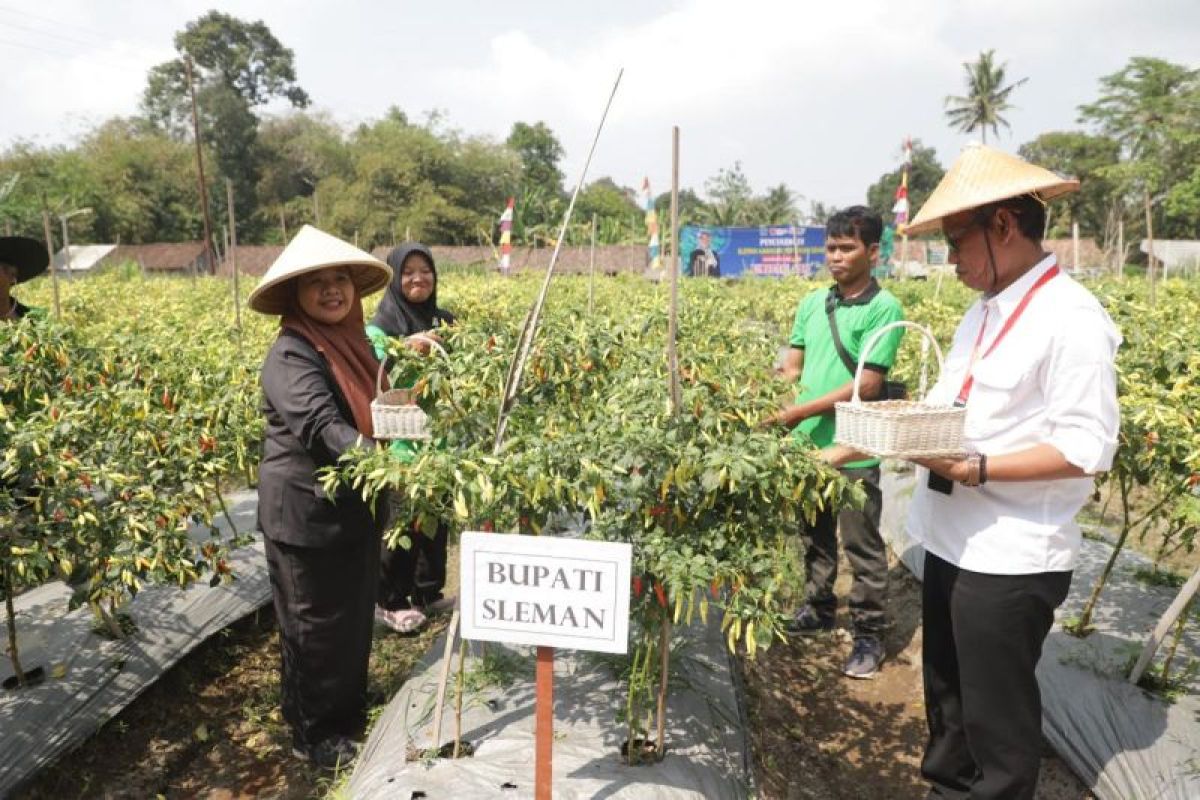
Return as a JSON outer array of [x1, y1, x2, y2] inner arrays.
[[349, 614, 752, 799], [881, 465, 1200, 800], [0, 491, 269, 797]]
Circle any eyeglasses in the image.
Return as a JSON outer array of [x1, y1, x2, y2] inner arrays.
[[943, 221, 980, 253]]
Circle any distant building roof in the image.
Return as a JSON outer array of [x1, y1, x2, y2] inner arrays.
[[98, 242, 212, 274], [1141, 239, 1200, 271], [52, 244, 116, 273], [216, 245, 284, 278]]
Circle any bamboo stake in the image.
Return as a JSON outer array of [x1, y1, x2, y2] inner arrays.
[[430, 68, 624, 765], [430, 608, 460, 752], [492, 68, 624, 450], [1128, 565, 1200, 686], [588, 214, 597, 317], [40, 208, 60, 319], [184, 56, 216, 275], [1144, 189, 1156, 306], [453, 638, 467, 759], [667, 127, 681, 416], [226, 180, 243, 352], [3, 561, 27, 688], [654, 125, 682, 761]]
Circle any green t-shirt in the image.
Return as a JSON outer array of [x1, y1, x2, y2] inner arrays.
[[788, 281, 904, 469]]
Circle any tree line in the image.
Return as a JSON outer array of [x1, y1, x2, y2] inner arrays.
[[0, 12, 1197, 254]]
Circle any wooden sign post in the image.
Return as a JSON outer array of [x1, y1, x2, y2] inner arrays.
[[460, 531, 632, 798], [536, 645, 554, 799]]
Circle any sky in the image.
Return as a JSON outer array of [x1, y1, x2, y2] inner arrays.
[[2, 0, 1198, 210]]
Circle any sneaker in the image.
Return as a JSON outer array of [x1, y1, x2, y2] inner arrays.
[[293, 735, 358, 771], [374, 605, 427, 634], [843, 636, 884, 679], [785, 604, 835, 636]]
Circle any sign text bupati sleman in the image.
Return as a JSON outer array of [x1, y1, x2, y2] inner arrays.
[[460, 531, 631, 654]]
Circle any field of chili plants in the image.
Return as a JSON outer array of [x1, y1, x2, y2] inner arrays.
[[4, 266, 1197, 759]]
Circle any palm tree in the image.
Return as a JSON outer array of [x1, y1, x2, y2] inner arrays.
[[944, 50, 1029, 144]]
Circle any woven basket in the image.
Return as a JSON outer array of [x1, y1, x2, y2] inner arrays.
[[371, 334, 446, 442], [834, 321, 965, 459]]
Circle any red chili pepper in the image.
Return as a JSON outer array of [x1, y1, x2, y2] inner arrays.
[[710, 579, 720, 599], [654, 581, 667, 608], [632, 576, 643, 597], [481, 520, 495, 532], [649, 505, 667, 517]]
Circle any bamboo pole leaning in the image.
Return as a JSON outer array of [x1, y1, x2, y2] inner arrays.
[[429, 68, 625, 755]]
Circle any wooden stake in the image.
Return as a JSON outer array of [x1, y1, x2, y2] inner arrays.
[[1128, 565, 1200, 686], [1144, 189, 1156, 305], [535, 646, 554, 800], [184, 56, 217, 275], [431, 609, 460, 753], [279, 206, 288, 241], [226, 180, 243, 349], [40, 208, 60, 318], [1072, 221, 1080, 274], [667, 127, 681, 416], [1117, 219, 1124, 278], [493, 68, 623, 449], [588, 214, 597, 316]]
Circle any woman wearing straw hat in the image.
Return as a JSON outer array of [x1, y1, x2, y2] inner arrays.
[[898, 145, 1120, 799], [0, 236, 49, 321], [249, 225, 393, 771]]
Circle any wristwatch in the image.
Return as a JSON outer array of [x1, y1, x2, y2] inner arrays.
[[960, 452, 988, 487]]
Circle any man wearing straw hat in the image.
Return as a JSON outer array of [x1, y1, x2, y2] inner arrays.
[[903, 144, 1120, 799]]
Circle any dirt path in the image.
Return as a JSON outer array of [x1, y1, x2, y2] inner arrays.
[[742, 558, 1095, 800]]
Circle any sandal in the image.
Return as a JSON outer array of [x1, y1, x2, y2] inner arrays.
[[421, 595, 458, 615], [374, 606, 427, 634]]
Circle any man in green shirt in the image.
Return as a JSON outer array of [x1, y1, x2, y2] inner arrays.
[[769, 206, 904, 679]]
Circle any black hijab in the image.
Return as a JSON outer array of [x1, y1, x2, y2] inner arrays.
[[371, 242, 457, 336]]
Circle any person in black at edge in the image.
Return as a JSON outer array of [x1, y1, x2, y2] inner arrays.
[[365, 242, 458, 634], [248, 225, 392, 771], [0, 236, 49, 321]]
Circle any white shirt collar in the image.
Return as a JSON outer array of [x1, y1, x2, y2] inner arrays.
[[984, 253, 1058, 316]]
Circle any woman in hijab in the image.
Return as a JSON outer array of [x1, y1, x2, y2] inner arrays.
[[366, 243, 456, 634], [249, 226, 392, 771]]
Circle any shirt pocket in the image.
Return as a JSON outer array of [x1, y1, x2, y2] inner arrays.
[[962, 357, 1035, 440]]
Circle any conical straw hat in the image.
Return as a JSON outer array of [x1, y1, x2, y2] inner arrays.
[[906, 143, 1079, 235], [249, 225, 392, 314], [0, 236, 49, 282]]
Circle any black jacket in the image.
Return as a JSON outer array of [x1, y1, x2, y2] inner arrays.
[[257, 330, 382, 548]]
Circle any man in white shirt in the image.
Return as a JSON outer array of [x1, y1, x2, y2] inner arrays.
[[903, 145, 1120, 799]]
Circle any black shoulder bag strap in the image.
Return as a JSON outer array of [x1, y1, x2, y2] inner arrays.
[[824, 290, 859, 377], [825, 290, 906, 401]]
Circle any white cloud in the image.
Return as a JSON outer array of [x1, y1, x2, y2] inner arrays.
[[2, 0, 1198, 209]]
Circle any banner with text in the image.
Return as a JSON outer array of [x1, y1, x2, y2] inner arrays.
[[460, 532, 631, 653], [680, 225, 827, 278]]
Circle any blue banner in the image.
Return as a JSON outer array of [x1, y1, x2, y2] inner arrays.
[[680, 225, 826, 278]]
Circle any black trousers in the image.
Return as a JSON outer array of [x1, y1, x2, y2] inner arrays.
[[802, 465, 887, 637], [921, 551, 1072, 800], [264, 532, 379, 749], [378, 519, 450, 611]]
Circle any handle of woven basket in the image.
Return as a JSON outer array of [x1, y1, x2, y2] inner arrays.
[[375, 334, 449, 398], [407, 333, 448, 359], [849, 320, 945, 405]]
